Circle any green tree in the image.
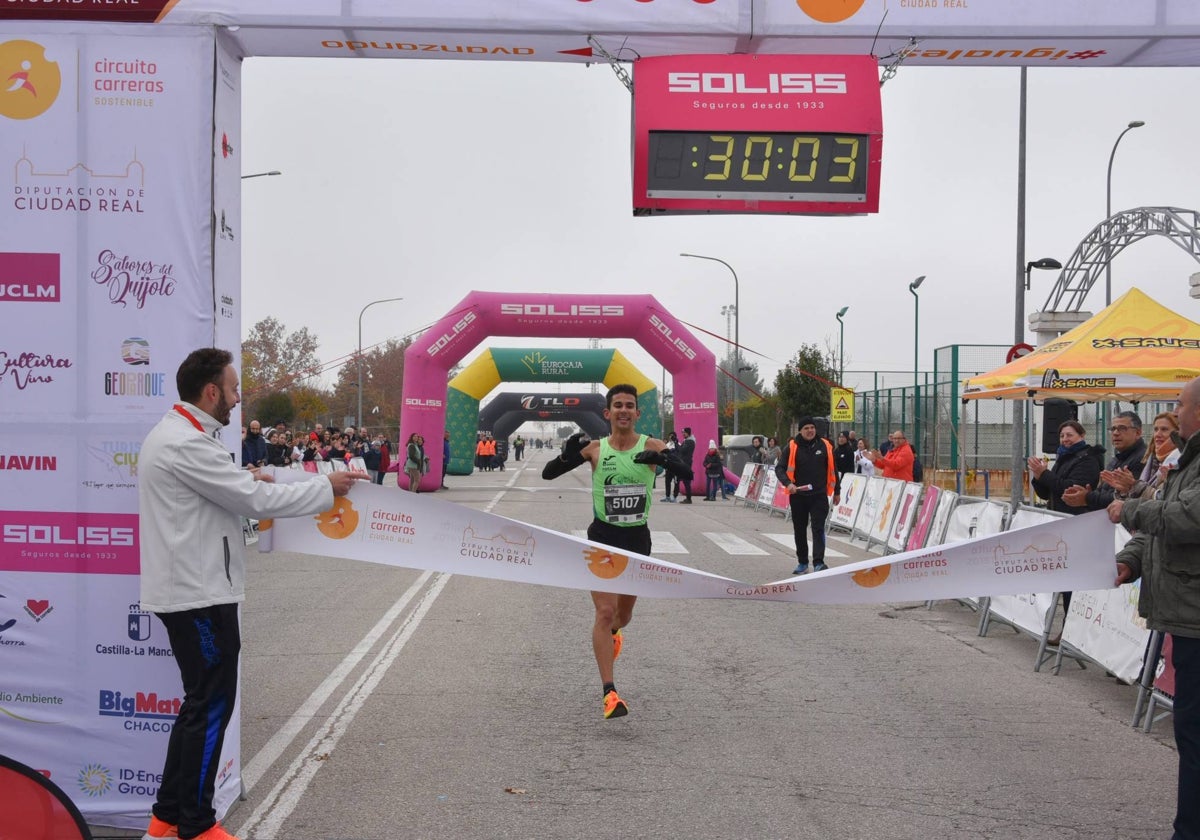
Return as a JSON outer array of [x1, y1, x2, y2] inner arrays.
[[251, 391, 294, 428], [716, 350, 766, 424], [774, 344, 838, 431]]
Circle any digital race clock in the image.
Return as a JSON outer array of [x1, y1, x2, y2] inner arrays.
[[632, 55, 883, 216]]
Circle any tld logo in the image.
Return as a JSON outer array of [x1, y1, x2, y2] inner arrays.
[[520, 395, 580, 410], [0, 252, 60, 302]]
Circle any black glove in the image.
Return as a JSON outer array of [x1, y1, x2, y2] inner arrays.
[[543, 433, 590, 480], [633, 450, 667, 467], [561, 432, 589, 466]]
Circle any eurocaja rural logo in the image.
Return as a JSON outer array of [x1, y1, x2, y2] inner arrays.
[[0, 40, 62, 120]]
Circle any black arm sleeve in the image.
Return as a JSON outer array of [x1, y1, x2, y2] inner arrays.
[[661, 450, 693, 482], [542, 453, 584, 480]]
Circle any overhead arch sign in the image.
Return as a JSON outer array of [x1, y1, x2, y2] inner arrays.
[[5, 1, 1200, 66], [403, 291, 716, 491], [447, 347, 659, 475]]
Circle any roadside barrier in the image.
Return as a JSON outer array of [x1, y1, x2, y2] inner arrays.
[[734, 463, 1171, 732]]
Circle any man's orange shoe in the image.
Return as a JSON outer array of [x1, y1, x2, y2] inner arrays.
[[188, 823, 240, 840], [612, 628, 623, 662], [603, 690, 628, 719], [142, 815, 178, 839]]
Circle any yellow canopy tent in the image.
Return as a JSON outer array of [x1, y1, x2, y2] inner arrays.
[[962, 287, 1200, 402]]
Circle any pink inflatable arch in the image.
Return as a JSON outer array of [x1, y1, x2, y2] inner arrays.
[[400, 291, 718, 492]]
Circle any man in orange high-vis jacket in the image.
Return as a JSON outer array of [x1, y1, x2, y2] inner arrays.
[[872, 430, 915, 481], [774, 417, 840, 576]]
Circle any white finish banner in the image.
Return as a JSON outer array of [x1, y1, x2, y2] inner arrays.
[[267, 484, 1118, 605], [1060, 526, 1149, 684]]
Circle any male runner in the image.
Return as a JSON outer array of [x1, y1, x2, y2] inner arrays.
[[541, 384, 693, 719]]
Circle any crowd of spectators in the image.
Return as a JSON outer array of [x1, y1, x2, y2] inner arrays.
[[241, 421, 393, 484]]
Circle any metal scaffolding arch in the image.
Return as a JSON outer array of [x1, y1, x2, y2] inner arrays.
[[1040, 206, 1200, 313]]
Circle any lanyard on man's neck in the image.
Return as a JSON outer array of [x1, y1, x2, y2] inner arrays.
[[173, 404, 206, 433]]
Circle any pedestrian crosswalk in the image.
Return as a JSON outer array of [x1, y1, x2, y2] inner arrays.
[[569, 529, 851, 558]]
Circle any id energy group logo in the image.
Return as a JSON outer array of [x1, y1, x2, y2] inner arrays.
[[1, 40, 62, 120]]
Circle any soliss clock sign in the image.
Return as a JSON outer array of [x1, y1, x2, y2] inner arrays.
[[632, 54, 883, 216]]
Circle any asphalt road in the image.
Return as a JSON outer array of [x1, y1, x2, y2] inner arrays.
[[94, 449, 1179, 840]]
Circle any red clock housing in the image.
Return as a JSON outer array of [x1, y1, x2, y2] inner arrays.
[[632, 54, 883, 216]]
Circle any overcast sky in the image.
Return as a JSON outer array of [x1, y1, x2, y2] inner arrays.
[[239, 58, 1200, 401]]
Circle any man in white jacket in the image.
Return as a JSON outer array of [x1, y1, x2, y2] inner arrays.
[[139, 348, 366, 840]]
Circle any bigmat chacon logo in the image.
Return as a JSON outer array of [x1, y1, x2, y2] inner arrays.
[[0, 40, 62, 120]]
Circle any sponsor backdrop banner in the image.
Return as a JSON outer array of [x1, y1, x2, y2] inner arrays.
[[0, 23, 228, 830], [5, 0, 1200, 67], [269, 483, 1116, 605]]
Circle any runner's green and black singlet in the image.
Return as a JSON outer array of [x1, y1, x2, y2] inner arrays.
[[591, 435, 655, 527]]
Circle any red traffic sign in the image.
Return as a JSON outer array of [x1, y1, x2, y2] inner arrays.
[[1006, 342, 1035, 363]]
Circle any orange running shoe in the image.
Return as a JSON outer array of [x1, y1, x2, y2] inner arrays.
[[142, 815, 178, 839], [612, 628, 623, 662], [189, 823, 240, 840], [603, 690, 629, 719]]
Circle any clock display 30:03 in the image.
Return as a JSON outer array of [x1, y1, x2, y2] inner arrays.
[[647, 130, 869, 202]]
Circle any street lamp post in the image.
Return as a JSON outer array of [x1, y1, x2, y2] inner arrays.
[[835, 306, 849, 384], [1105, 120, 1145, 307], [357, 297, 404, 429], [908, 276, 925, 464], [680, 253, 739, 434], [241, 171, 282, 179]]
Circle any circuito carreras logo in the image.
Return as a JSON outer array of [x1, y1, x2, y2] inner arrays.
[[583, 545, 629, 580], [850, 563, 891, 588], [314, 499, 360, 539], [0, 40, 62, 120], [796, 0, 866, 22]]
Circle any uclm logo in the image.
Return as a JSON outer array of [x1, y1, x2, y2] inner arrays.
[[0, 252, 60, 302]]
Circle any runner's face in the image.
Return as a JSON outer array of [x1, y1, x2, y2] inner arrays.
[[606, 394, 639, 430]]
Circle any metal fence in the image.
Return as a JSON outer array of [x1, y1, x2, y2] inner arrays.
[[845, 345, 1176, 475]]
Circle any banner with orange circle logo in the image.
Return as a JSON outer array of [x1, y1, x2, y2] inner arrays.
[[268, 483, 1117, 605]]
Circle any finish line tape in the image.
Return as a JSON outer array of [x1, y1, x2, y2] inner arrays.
[[264, 483, 1116, 605]]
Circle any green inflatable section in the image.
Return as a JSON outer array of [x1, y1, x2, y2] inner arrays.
[[445, 347, 660, 475]]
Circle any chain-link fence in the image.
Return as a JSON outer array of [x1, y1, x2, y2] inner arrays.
[[844, 345, 1177, 492]]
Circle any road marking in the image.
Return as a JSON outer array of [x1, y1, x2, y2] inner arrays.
[[762, 533, 848, 558], [236, 572, 451, 839], [650, 531, 687, 553], [703, 532, 770, 555], [239, 570, 436, 793], [572, 529, 687, 554]]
